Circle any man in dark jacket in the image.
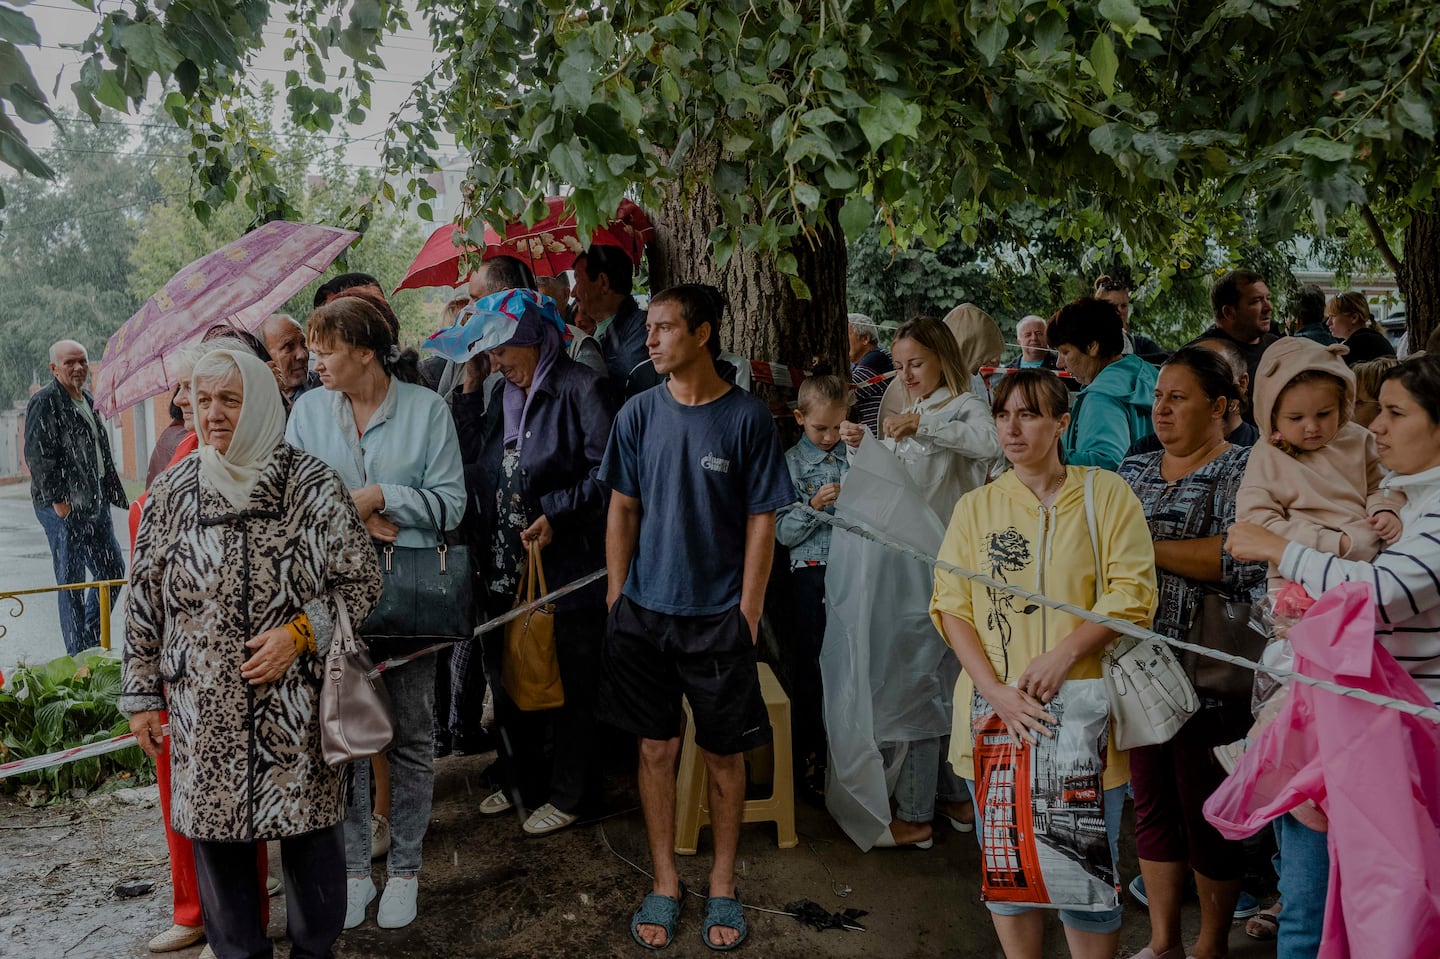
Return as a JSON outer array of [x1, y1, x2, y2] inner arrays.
[[1184, 269, 1280, 423], [25, 340, 128, 655], [574, 245, 648, 393]]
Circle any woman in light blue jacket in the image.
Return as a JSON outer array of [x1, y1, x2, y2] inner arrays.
[[285, 293, 464, 933]]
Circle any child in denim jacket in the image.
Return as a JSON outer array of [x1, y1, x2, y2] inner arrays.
[[776, 375, 850, 803]]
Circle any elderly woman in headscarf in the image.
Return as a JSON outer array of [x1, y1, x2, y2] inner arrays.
[[121, 348, 381, 959], [453, 289, 617, 837]]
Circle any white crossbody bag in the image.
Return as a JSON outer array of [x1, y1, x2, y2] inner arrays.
[[1083, 468, 1199, 750]]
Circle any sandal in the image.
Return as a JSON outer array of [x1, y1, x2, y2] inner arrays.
[[630, 881, 687, 950], [701, 891, 748, 951], [1246, 900, 1281, 940]]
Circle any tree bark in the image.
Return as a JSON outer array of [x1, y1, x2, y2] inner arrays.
[[648, 139, 848, 377], [1399, 210, 1440, 352]]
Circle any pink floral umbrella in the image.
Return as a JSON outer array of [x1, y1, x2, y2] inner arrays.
[[93, 221, 358, 417]]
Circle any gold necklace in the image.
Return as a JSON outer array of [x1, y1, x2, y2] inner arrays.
[[1032, 467, 1067, 505]]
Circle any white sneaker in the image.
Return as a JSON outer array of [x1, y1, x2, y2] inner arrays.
[[146, 924, 205, 953], [371, 813, 391, 861], [479, 788, 514, 816], [344, 875, 377, 930], [199, 947, 215, 959], [377, 875, 419, 929]]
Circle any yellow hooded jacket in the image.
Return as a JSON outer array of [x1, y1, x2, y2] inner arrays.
[[930, 466, 1157, 789]]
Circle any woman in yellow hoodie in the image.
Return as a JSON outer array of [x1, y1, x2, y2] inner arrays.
[[931, 370, 1157, 959]]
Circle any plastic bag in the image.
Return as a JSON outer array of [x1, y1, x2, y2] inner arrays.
[[1251, 580, 1315, 717], [821, 437, 956, 850], [971, 679, 1118, 911]]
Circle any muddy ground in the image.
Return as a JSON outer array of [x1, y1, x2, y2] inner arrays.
[[0, 751, 1279, 959]]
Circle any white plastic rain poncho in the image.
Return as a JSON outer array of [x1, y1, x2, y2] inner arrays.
[[821, 436, 958, 850]]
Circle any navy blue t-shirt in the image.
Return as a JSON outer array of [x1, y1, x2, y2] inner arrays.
[[599, 383, 796, 616]]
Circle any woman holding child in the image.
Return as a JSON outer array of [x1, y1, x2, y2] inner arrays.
[[1115, 347, 1267, 959], [1226, 352, 1440, 959]]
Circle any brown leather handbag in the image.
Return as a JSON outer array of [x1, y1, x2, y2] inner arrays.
[[502, 542, 564, 711]]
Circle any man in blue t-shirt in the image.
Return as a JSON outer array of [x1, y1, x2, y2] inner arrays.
[[597, 284, 795, 951]]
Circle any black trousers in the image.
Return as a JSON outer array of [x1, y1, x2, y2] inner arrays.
[[782, 565, 828, 771], [192, 824, 345, 959], [483, 595, 605, 814]]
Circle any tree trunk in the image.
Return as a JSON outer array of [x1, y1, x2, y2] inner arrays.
[[1399, 210, 1440, 352], [648, 139, 848, 377]]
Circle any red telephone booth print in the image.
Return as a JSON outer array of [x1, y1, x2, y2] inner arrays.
[[974, 711, 1048, 903]]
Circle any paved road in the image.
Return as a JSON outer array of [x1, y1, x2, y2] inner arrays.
[[0, 481, 129, 678]]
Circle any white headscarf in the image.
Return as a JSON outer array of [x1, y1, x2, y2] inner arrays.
[[192, 348, 286, 511]]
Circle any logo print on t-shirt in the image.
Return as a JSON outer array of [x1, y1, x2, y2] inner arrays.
[[700, 452, 731, 474]]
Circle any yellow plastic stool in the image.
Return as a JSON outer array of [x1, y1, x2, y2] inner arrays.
[[674, 662, 798, 855]]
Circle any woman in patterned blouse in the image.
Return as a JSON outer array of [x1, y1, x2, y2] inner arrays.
[[1116, 346, 1267, 959]]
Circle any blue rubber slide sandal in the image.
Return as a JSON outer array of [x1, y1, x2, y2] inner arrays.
[[701, 891, 748, 951], [630, 881, 687, 950]]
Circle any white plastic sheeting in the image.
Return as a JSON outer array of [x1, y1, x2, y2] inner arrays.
[[821, 436, 959, 850]]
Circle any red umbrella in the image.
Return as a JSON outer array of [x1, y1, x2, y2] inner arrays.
[[392, 196, 653, 293]]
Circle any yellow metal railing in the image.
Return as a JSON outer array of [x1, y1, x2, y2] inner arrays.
[[0, 579, 129, 650]]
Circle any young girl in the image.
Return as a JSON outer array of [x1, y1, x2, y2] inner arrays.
[[1222, 338, 1404, 771], [1238, 338, 1403, 591], [775, 375, 851, 802], [837, 314, 1001, 848]]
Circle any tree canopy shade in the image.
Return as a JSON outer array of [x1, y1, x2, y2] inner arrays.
[[9, 0, 1440, 343]]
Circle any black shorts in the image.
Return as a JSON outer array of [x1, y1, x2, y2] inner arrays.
[[597, 595, 772, 756]]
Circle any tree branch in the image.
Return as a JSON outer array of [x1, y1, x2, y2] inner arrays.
[[1360, 203, 1404, 276]]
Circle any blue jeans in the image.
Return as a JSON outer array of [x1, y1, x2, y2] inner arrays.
[[34, 506, 125, 656], [966, 780, 1126, 934], [344, 656, 436, 878], [894, 736, 966, 823], [1275, 812, 1329, 959]]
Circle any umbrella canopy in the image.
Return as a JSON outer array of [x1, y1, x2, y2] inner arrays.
[[93, 221, 358, 417], [392, 196, 653, 293]]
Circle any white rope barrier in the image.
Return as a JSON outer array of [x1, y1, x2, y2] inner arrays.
[[9, 506, 1439, 782], [803, 505, 1440, 724]]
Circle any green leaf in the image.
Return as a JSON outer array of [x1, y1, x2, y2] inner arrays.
[[793, 182, 820, 209], [1293, 136, 1353, 162], [1032, 11, 1066, 57], [1098, 0, 1142, 31], [1089, 34, 1119, 96], [788, 274, 812, 300], [417, 202, 432, 220], [838, 196, 872, 241], [857, 93, 922, 151], [1394, 94, 1435, 140], [0, 7, 40, 46], [974, 19, 1008, 66]]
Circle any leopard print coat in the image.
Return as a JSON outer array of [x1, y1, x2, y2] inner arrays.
[[120, 444, 381, 842]]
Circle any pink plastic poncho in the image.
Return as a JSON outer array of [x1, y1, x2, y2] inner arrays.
[[1203, 582, 1440, 959]]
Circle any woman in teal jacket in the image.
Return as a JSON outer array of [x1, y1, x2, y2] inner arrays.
[[1049, 297, 1158, 470]]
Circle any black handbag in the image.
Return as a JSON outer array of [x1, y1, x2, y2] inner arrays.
[[1179, 484, 1265, 699], [359, 489, 474, 652]]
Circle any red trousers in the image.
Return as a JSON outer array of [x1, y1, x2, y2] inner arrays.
[[156, 711, 270, 927]]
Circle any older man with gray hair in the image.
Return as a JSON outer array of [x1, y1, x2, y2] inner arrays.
[[1004, 314, 1057, 370], [24, 339, 128, 655], [847, 313, 892, 434], [260, 313, 320, 404]]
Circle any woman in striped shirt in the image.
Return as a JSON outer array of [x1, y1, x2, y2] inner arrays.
[[1226, 352, 1440, 959]]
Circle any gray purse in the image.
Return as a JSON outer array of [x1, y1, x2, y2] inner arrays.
[[319, 593, 396, 766]]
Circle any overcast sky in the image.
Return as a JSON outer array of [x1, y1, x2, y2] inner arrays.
[[19, 0, 461, 169]]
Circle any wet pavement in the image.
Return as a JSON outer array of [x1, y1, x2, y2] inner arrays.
[[0, 750, 1280, 959], [0, 481, 129, 677]]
